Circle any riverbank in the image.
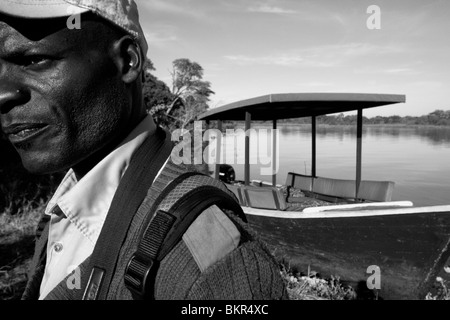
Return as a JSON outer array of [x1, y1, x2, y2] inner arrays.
[[0, 200, 357, 300], [1, 202, 449, 300], [222, 121, 450, 129]]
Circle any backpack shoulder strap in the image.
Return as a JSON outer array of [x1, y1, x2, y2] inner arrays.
[[81, 127, 173, 300], [124, 172, 246, 299]]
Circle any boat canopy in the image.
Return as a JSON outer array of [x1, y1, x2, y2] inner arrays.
[[198, 93, 405, 121], [198, 92, 406, 189]]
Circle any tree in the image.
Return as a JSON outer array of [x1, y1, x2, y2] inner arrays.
[[168, 58, 214, 130], [142, 58, 180, 129], [142, 58, 214, 131], [427, 110, 450, 126], [142, 59, 173, 109]]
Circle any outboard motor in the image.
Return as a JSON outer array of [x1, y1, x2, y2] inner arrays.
[[219, 164, 235, 184]]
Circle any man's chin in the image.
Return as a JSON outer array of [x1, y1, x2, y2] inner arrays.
[[20, 155, 68, 175], [22, 163, 58, 175]]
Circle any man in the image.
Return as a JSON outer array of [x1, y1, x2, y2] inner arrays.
[[0, 0, 288, 300]]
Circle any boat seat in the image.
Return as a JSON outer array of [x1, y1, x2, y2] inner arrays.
[[241, 185, 288, 211], [358, 180, 395, 202], [312, 177, 395, 202], [286, 172, 314, 191], [313, 177, 356, 199], [286, 172, 395, 203]]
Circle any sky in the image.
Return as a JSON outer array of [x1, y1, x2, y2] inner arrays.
[[135, 0, 449, 117]]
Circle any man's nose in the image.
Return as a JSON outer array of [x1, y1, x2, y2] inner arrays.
[[0, 62, 30, 113], [0, 84, 30, 114]]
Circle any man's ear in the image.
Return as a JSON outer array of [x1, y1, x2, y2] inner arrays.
[[111, 35, 143, 84]]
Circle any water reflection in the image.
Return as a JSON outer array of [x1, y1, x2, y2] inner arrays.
[[225, 124, 450, 207], [279, 125, 450, 146]]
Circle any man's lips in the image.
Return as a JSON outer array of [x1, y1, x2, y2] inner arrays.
[[3, 123, 49, 143]]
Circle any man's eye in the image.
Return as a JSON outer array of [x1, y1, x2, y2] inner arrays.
[[29, 57, 46, 64], [14, 55, 51, 68], [25, 56, 50, 66]]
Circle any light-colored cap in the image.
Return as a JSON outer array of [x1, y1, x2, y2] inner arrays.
[[0, 0, 148, 56]]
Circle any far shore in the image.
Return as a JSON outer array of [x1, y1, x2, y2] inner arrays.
[[221, 122, 450, 129]]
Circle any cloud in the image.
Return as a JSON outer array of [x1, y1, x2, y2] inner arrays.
[[330, 13, 348, 27], [409, 81, 444, 89], [145, 32, 178, 48], [224, 54, 304, 67], [137, 0, 206, 19], [137, 0, 182, 13], [353, 66, 421, 76], [335, 42, 403, 57], [384, 68, 418, 75], [224, 42, 406, 68], [247, 5, 296, 14], [298, 81, 334, 88]]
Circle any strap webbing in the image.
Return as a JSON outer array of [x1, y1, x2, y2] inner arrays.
[[124, 176, 246, 299], [158, 185, 246, 258], [81, 127, 173, 300]]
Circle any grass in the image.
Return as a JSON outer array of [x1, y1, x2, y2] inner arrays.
[[425, 277, 450, 300], [0, 149, 61, 300], [280, 262, 357, 300], [1, 199, 449, 300], [280, 259, 450, 300], [1, 198, 360, 301], [0, 201, 44, 300]]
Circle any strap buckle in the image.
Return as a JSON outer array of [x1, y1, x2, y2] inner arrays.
[[124, 253, 157, 297]]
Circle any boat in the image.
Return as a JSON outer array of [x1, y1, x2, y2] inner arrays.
[[198, 93, 450, 300]]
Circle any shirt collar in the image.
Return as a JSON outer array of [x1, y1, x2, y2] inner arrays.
[[45, 115, 156, 244]]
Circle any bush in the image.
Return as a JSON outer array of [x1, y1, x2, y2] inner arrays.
[[0, 202, 45, 300], [0, 135, 63, 214], [0, 136, 61, 299], [425, 277, 450, 300], [280, 263, 357, 300]]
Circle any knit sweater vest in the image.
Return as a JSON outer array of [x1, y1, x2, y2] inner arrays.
[[22, 160, 288, 300]]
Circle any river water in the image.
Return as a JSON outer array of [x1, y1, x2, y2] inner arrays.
[[219, 125, 450, 207]]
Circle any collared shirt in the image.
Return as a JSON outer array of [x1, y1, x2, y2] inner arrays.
[[39, 115, 159, 299], [38, 115, 241, 300]]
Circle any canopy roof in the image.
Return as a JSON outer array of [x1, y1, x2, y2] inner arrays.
[[199, 93, 406, 121]]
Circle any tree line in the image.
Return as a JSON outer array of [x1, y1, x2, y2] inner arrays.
[[279, 110, 450, 126], [2, 56, 450, 214], [141, 58, 450, 128]]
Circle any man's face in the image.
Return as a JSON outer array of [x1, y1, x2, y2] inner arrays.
[[0, 16, 134, 175]]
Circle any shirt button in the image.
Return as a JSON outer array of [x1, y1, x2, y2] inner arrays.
[[54, 242, 64, 253]]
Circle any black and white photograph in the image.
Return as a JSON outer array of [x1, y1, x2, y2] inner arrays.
[[1, 0, 449, 307]]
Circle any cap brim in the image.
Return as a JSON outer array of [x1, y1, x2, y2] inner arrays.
[[0, 0, 89, 19]]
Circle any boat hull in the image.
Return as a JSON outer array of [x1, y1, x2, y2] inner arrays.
[[245, 206, 450, 300]]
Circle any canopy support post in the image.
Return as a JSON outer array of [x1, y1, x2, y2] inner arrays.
[[312, 116, 317, 177], [205, 120, 210, 176], [245, 112, 251, 186], [215, 120, 222, 181], [272, 119, 277, 186], [356, 109, 363, 198]]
